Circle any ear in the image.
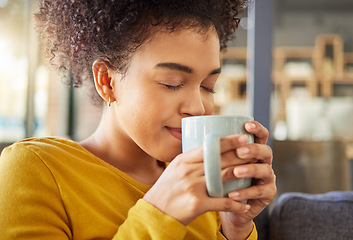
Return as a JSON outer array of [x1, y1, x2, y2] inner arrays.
[[92, 59, 116, 105]]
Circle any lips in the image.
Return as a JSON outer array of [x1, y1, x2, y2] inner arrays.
[[166, 127, 182, 141]]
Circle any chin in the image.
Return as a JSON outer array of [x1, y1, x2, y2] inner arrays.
[[158, 148, 182, 163]]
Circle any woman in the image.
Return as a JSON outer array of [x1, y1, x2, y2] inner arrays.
[[0, 0, 276, 239]]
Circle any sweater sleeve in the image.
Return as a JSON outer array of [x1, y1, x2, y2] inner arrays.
[[246, 222, 258, 240], [114, 199, 188, 239], [116, 200, 258, 240], [217, 219, 258, 240], [0, 144, 72, 239]]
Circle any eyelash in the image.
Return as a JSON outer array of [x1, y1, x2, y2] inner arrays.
[[202, 86, 216, 94], [162, 84, 183, 91], [161, 84, 215, 94]]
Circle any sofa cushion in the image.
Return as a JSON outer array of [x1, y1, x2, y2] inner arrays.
[[269, 191, 353, 240]]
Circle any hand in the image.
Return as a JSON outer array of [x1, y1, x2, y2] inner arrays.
[[143, 134, 257, 226], [219, 121, 277, 240]]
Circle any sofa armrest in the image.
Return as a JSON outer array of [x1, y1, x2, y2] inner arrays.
[[269, 191, 353, 240]]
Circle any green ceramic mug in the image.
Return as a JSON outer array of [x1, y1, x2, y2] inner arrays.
[[182, 115, 254, 198]]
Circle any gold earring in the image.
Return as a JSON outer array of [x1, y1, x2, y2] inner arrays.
[[108, 97, 111, 107]]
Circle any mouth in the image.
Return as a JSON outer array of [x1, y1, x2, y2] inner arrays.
[[166, 127, 182, 141]]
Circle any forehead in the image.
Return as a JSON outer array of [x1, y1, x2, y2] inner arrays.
[[128, 27, 221, 69]]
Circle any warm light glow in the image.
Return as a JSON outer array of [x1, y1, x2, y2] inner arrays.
[[0, 38, 9, 53], [0, 36, 28, 118], [0, 0, 8, 8], [0, 38, 27, 91]]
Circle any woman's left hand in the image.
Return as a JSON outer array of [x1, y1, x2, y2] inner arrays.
[[219, 121, 277, 240]]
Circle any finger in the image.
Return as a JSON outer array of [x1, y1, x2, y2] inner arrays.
[[235, 143, 273, 165], [205, 197, 251, 214], [177, 145, 204, 163], [223, 162, 275, 199], [219, 150, 256, 170], [233, 163, 275, 182], [228, 164, 276, 201], [221, 154, 273, 186], [228, 164, 277, 204], [221, 166, 241, 183], [217, 135, 256, 170], [164, 154, 205, 180], [180, 134, 249, 164], [244, 121, 269, 145], [219, 134, 249, 154], [228, 182, 277, 207]]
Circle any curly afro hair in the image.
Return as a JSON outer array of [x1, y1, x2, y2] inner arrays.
[[35, 0, 245, 105]]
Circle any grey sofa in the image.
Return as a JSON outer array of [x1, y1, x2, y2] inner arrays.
[[267, 191, 353, 240]]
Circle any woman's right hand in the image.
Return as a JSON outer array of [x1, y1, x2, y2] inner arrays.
[[143, 134, 254, 226]]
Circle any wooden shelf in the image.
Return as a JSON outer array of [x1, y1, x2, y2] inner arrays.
[[219, 34, 353, 121]]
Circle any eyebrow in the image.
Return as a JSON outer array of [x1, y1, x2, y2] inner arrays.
[[155, 62, 221, 76]]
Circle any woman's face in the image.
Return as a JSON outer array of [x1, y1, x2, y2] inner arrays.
[[111, 27, 221, 162]]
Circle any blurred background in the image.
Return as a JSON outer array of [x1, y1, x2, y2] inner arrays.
[[0, 0, 352, 198]]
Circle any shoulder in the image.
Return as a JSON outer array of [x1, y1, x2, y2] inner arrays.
[[0, 136, 106, 188], [12, 136, 81, 152], [2, 136, 86, 158], [0, 136, 93, 169], [0, 138, 72, 194]]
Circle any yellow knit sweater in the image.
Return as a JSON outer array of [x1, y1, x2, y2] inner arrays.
[[0, 137, 257, 239]]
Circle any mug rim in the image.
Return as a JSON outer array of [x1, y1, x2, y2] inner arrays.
[[182, 115, 254, 121]]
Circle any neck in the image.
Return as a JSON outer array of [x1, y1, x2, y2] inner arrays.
[[80, 111, 164, 185]]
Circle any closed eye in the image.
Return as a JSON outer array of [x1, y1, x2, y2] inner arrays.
[[160, 83, 184, 91], [202, 86, 216, 94]]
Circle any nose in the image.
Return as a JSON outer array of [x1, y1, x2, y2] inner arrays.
[[180, 90, 206, 117]]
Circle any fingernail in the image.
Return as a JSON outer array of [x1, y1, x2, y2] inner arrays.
[[234, 166, 248, 177], [237, 147, 249, 158], [246, 123, 256, 130], [238, 135, 248, 144], [244, 204, 251, 212], [228, 191, 240, 199]]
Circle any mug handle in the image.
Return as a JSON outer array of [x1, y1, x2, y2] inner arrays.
[[204, 133, 252, 198], [204, 133, 224, 197]]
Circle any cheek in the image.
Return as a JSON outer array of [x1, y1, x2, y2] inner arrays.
[[118, 89, 167, 125]]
